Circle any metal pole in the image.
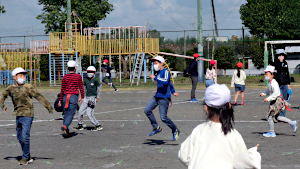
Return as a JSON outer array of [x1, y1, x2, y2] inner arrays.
[[49, 53, 51, 86], [62, 52, 65, 76], [144, 55, 147, 83], [184, 30, 186, 55], [197, 0, 204, 82], [242, 27, 245, 69]]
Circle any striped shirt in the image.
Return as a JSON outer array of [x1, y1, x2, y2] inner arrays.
[[60, 73, 84, 101]]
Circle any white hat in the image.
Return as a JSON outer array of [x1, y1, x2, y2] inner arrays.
[[264, 65, 276, 73], [87, 66, 96, 72], [67, 60, 78, 67], [276, 49, 286, 56], [12, 67, 28, 76], [151, 56, 165, 64], [204, 84, 231, 109]]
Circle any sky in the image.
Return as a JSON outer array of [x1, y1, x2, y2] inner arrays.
[[0, 0, 248, 44]]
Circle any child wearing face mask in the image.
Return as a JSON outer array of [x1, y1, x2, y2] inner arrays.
[[178, 84, 261, 169], [75, 66, 102, 131], [260, 65, 298, 137], [102, 59, 118, 92], [0, 67, 53, 165]]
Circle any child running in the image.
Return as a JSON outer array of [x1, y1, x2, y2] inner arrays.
[[102, 59, 118, 92], [178, 84, 261, 169], [0, 67, 53, 165], [75, 66, 103, 131], [144, 56, 180, 141], [58, 60, 84, 138], [260, 65, 298, 137], [231, 62, 247, 106]]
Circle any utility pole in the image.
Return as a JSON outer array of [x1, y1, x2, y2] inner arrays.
[[184, 30, 186, 55], [242, 26, 245, 69], [211, 0, 218, 37], [207, 34, 209, 67], [212, 31, 215, 60], [197, 0, 204, 83]]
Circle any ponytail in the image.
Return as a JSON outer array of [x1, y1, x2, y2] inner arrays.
[[237, 68, 241, 78], [207, 104, 234, 135]]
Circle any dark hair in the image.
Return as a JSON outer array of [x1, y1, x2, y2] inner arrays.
[[68, 67, 75, 71], [237, 68, 241, 78], [209, 65, 213, 70], [207, 104, 234, 135]]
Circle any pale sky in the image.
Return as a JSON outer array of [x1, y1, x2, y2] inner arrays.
[[0, 0, 248, 44]]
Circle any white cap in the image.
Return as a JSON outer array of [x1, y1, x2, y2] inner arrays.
[[276, 49, 286, 55], [204, 84, 231, 109], [151, 55, 165, 64], [12, 67, 28, 76], [264, 65, 276, 73], [67, 60, 78, 67], [87, 66, 96, 72]]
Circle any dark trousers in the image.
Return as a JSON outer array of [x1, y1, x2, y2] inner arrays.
[[191, 75, 198, 99], [62, 94, 78, 129], [280, 85, 288, 117], [16, 116, 33, 159], [102, 76, 117, 90]]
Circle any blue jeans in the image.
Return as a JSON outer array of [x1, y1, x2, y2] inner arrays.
[[102, 76, 117, 90], [16, 116, 33, 159], [144, 97, 177, 133], [205, 79, 214, 88], [63, 94, 78, 129], [280, 85, 288, 117]]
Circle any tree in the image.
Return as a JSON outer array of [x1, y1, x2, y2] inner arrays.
[[240, 0, 300, 39], [250, 44, 273, 69], [0, 3, 5, 14], [214, 46, 234, 76], [37, 0, 113, 33]]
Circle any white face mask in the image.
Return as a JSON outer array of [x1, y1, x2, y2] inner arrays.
[[264, 76, 270, 81], [16, 78, 26, 85], [87, 73, 94, 78], [154, 64, 160, 71], [278, 56, 284, 60]]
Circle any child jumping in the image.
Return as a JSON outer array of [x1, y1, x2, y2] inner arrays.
[[102, 59, 118, 92], [75, 66, 103, 131], [260, 65, 298, 137], [0, 67, 53, 165], [58, 60, 84, 138], [178, 84, 261, 169], [144, 56, 180, 141]]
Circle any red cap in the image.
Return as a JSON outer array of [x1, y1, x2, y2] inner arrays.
[[193, 53, 200, 58], [103, 59, 109, 63], [210, 60, 216, 65], [237, 62, 243, 68]]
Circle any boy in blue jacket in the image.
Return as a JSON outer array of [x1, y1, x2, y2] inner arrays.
[[144, 56, 180, 141]]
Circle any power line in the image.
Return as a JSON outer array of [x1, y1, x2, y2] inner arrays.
[[218, 0, 243, 26], [19, 0, 37, 16], [152, 0, 185, 30]]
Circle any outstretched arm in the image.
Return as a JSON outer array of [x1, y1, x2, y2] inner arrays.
[[0, 88, 9, 113]]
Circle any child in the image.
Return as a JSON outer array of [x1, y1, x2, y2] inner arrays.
[[75, 66, 102, 131], [186, 53, 200, 102], [205, 60, 217, 88], [0, 67, 53, 165], [178, 84, 261, 169], [260, 65, 298, 137], [144, 56, 180, 141], [231, 62, 247, 106], [58, 60, 84, 138], [102, 59, 118, 92]]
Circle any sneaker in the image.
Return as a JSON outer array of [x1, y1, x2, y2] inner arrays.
[[263, 132, 276, 137], [61, 126, 70, 138], [18, 157, 33, 165], [173, 128, 180, 141], [291, 121, 298, 133], [92, 125, 103, 131], [241, 103, 246, 106], [115, 89, 118, 92], [149, 127, 162, 136], [74, 124, 84, 130], [59, 115, 64, 120], [189, 98, 198, 102]]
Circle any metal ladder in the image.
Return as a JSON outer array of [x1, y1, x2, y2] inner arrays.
[[130, 52, 145, 86]]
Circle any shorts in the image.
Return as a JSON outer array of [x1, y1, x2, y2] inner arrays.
[[235, 84, 245, 92]]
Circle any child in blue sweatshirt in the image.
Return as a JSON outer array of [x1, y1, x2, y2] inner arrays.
[[144, 56, 180, 141]]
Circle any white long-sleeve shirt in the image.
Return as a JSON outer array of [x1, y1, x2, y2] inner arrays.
[[261, 79, 280, 102], [231, 70, 246, 87], [178, 121, 261, 169]]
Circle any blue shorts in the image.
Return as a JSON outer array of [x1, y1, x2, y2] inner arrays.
[[235, 84, 245, 92]]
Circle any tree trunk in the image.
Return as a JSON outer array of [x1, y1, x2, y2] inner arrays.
[[121, 55, 129, 78], [224, 69, 227, 76]]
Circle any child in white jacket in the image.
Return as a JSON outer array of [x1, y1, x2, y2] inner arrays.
[[260, 65, 297, 137], [178, 84, 261, 169]]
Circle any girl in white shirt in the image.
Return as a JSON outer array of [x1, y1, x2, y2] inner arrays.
[[178, 84, 261, 169], [231, 62, 246, 106]]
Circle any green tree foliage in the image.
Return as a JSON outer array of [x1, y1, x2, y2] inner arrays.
[[240, 0, 300, 39], [214, 46, 234, 75], [37, 0, 113, 33], [0, 3, 5, 14]]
